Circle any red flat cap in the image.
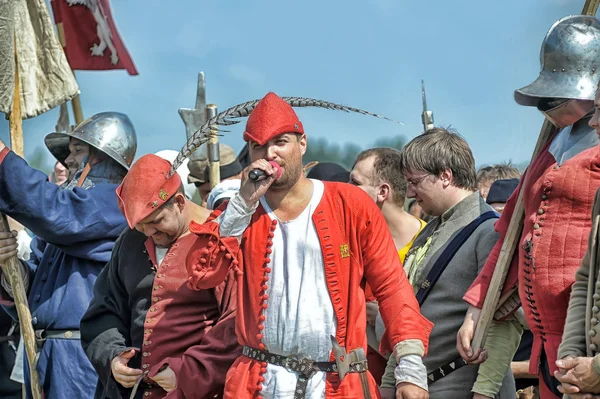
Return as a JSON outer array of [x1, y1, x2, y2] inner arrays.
[[116, 154, 182, 228], [243, 92, 304, 145]]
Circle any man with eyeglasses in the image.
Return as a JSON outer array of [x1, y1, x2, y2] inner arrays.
[[379, 127, 518, 399]]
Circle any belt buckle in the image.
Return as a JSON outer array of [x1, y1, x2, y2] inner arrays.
[[34, 330, 46, 348], [283, 355, 315, 377]]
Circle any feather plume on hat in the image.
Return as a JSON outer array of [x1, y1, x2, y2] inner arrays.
[[170, 92, 402, 176]]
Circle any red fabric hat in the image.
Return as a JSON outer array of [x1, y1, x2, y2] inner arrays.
[[243, 92, 304, 145], [116, 154, 182, 228]]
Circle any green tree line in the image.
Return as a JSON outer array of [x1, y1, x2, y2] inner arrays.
[[304, 135, 407, 169], [303, 135, 530, 173]]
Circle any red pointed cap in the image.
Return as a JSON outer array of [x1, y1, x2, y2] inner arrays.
[[116, 154, 182, 228], [243, 92, 304, 145]]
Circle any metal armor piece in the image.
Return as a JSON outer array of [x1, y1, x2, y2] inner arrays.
[[330, 335, 372, 399], [515, 15, 600, 107], [542, 99, 594, 128], [44, 112, 138, 170], [421, 80, 434, 132]]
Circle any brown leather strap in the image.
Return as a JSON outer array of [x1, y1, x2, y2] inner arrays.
[[76, 162, 92, 188]]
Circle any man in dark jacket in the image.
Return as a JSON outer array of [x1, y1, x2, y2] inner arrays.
[[81, 154, 240, 399]]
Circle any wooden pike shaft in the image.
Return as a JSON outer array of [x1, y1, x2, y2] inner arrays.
[[584, 0, 600, 15], [472, 0, 600, 351], [209, 133, 220, 188], [56, 22, 84, 125], [71, 94, 84, 125], [5, 37, 43, 399], [206, 104, 220, 189], [471, 120, 555, 349]]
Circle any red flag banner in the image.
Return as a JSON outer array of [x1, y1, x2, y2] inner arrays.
[[50, 0, 138, 75]]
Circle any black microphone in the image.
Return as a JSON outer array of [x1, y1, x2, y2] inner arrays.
[[248, 161, 281, 182], [249, 169, 267, 181]]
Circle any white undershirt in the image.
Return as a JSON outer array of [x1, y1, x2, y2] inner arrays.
[[155, 246, 168, 267], [259, 179, 336, 399]]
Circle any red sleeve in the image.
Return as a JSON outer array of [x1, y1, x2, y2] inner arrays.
[[186, 208, 242, 290], [152, 270, 241, 398], [360, 199, 433, 356], [463, 172, 525, 307], [0, 148, 9, 164], [364, 284, 376, 302]]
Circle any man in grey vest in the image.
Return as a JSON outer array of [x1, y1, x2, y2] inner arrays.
[[379, 128, 519, 399]]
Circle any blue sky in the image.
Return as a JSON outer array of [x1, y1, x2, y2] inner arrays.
[[0, 0, 589, 171]]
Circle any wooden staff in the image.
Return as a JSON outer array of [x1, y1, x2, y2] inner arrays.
[[206, 104, 220, 189], [55, 21, 84, 125], [471, 0, 600, 350], [2, 37, 43, 399]]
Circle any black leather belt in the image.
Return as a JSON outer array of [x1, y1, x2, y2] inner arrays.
[[242, 345, 367, 399], [427, 357, 468, 384], [34, 329, 80, 347]]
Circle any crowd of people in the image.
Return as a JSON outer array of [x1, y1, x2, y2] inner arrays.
[[3, 13, 600, 399]]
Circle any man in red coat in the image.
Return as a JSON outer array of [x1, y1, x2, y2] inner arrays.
[[456, 15, 600, 399], [185, 92, 433, 399], [81, 154, 240, 398]]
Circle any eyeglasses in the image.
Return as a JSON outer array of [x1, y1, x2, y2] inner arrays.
[[406, 174, 432, 187]]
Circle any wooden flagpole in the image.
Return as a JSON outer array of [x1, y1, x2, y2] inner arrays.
[[55, 22, 84, 125], [471, 0, 600, 351], [8, 42, 23, 158], [1, 36, 43, 399]]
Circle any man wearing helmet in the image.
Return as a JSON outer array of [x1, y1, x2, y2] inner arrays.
[[0, 112, 137, 399], [456, 16, 600, 399]]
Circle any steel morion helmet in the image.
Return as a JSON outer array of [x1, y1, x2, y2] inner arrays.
[[514, 15, 600, 107], [44, 112, 138, 171]]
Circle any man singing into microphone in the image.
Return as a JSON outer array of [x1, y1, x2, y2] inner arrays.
[[184, 92, 432, 399]]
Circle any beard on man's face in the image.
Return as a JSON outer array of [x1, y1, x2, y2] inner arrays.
[[269, 160, 303, 191]]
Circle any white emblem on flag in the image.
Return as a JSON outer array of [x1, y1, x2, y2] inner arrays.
[[66, 0, 120, 64]]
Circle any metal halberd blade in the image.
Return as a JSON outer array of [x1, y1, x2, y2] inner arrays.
[[330, 335, 353, 379]]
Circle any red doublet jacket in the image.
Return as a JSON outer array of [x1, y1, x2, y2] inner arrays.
[[464, 143, 600, 376], [186, 182, 432, 398], [142, 235, 239, 398]]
